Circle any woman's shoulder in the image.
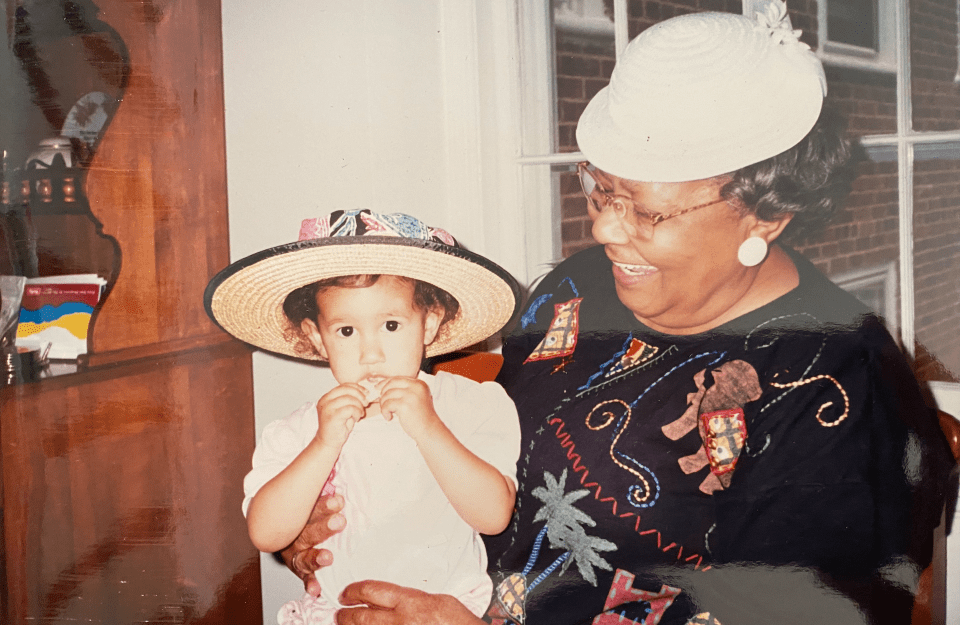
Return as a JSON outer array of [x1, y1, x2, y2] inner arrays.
[[784, 246, 872, 323], [729, 247, 875, 340]]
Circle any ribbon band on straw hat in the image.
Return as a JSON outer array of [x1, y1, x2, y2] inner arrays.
[[205, 209, 521, 360]]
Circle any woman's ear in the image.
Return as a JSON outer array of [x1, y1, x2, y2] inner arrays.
[[748, 212, 794, 244], [422, 309, 443, 347], [300, 318, 328, 359]]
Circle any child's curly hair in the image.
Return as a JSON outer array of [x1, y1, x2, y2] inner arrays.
[[282, 274, 460, 359]]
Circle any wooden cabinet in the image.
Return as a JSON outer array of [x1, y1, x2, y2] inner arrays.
[[1, 0, 261, 622]]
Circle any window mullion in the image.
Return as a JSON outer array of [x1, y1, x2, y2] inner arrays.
[[613, 0, 629, 58], [894, 0, 915, 357]]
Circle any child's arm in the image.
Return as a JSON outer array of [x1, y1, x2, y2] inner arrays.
[[379, 377, 516, 535], [246, 384, 366, 553]]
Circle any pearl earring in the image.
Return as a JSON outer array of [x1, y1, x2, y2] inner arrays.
[[737, 236, 768, 267]]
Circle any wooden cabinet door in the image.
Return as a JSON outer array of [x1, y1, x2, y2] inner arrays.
[[1, 0, 262, 621]]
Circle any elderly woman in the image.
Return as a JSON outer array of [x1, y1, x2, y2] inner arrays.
[[283, 4, 953, 624]]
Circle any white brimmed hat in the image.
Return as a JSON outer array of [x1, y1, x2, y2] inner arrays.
[[204, 209, 521, 360], [576, 0, 826, 183]]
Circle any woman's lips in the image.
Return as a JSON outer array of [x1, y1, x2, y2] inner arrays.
[[611, 261, 658, 283]]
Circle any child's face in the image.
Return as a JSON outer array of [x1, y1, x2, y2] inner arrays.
[[299, 275, 442, 386]]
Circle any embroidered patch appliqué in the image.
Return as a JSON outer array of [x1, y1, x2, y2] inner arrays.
[[700, 408, 747, 477], [495, 573, 527, 623], [592, 569, 681, 625], [525, 298, 583, 363], [605, 338, 659, 377]]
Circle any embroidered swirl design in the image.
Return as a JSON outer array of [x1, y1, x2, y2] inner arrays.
[[586, 400, 660, 507], [769, 373, 850, 427]]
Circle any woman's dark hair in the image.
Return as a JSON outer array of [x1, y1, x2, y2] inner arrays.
[[720, 104, 859, 241], [282, 274, 460, 357]]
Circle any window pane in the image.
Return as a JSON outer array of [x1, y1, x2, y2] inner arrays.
[[555, 162, 593, 258], [913, 154, 960, 382], [795, 158, 901, 332], [826, 71, 898, 136], [827, 0, 879, 50], [553, 1, 615, 153], [910, 0, 960, 131]]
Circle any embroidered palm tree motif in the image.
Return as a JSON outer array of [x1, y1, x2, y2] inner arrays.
[[525, 298, 583, 363], [661, 360, 761, 494], [496, 469, 616, 623]]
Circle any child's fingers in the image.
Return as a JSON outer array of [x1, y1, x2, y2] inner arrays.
[[324, 383, 369, 405]]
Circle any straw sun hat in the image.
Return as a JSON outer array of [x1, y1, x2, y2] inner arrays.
[[204, 209, 521, 361], [576, 0, 827, 183]]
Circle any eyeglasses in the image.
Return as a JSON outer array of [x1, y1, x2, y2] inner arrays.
[[577, 162, 726, 235]]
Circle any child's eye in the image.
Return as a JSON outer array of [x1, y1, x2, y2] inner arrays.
[[384, 320, 399, 332], [336, 326, 354, 338]]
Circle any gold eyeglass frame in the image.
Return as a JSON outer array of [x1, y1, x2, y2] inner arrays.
[[577, 162, 726, 232]]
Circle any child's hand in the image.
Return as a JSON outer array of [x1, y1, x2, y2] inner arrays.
[[314, 384, 368, 450], [378, 376, 440, 442]]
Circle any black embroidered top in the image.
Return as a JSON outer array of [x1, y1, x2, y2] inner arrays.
[[483, 245, 953, 625]]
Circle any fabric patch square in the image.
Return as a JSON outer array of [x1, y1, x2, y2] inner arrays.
[[700, 408, 747, 477], [495, 573, 527, 623], [525, 298, 583, 363]]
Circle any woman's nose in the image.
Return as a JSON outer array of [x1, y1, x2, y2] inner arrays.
[[590, 203, 632, 245]]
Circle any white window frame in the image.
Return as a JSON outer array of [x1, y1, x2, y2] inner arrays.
[[553, 0, 614, 38], [832, 261, 899, 332], [956, 0, 960, 83], [815, 0, 897, 73]]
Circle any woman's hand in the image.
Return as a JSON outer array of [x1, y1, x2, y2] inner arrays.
[[335, 580, 484, 625], [279, 493, 346, 597]]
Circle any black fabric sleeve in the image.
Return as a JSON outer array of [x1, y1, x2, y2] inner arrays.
[[705, 317, 954, 623]]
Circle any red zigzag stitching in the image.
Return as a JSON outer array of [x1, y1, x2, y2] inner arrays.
[[549, 418, 623, 516], [546, 416, 707, 570]]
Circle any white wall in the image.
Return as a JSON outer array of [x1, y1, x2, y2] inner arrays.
[[219, 1, 523, 620]]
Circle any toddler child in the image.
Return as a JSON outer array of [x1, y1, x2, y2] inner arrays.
[[204, 209, 522, 624]]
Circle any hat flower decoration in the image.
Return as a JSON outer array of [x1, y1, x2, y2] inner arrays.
[[755, 0, 806, 48]]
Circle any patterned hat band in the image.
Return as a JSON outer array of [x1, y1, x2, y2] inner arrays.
[[298, 209, 459, 247], [204, 209, 521, 361]]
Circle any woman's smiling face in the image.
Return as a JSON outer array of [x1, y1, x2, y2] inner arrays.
[[586, 169, 779, 335]]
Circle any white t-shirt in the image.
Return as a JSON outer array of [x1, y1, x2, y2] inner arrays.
[[243, 370, 521, 616]]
